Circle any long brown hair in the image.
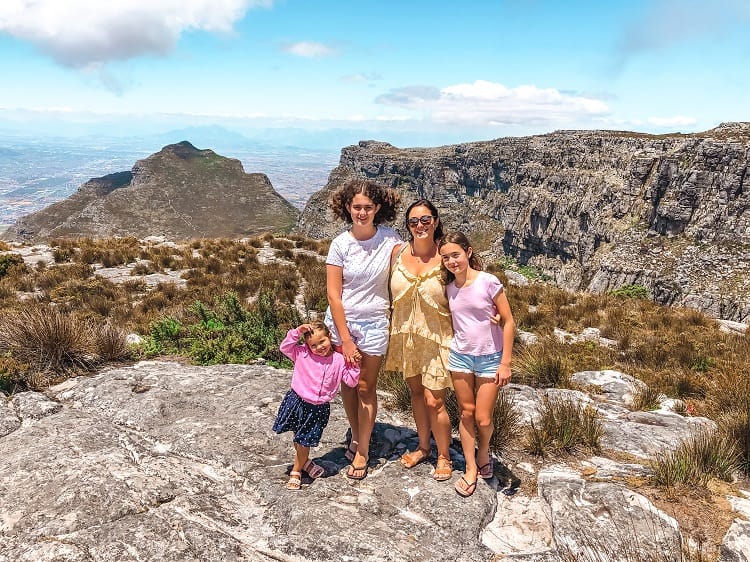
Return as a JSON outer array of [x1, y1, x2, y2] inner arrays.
[[404, 199, 444, 242], [330, 179, 400, 225], [438, 231, 483, 284]]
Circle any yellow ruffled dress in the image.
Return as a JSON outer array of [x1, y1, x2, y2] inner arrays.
[[384, 250, 453, 390]]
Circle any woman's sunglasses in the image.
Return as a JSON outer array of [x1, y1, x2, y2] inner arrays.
[[407, 215, 436, 227]]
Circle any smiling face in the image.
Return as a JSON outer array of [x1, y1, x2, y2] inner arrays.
[[407, 204, 438, 242], [347, 193, 380, 228], [305, 328, 332, 357], [439, 242, 472, 276]]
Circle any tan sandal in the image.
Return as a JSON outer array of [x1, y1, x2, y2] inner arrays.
[[286, 471, 302, 490], [433, 455, 453, 482], [400, 448, 430, 468]]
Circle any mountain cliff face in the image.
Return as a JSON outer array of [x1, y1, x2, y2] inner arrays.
[[296, 123, 750, 322], [2, 141, 299, 242]]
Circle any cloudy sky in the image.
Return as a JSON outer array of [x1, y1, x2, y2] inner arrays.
[[0, 0, 748, 145]]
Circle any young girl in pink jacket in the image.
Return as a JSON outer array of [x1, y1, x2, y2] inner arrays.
[[273, 321, 360, 490]]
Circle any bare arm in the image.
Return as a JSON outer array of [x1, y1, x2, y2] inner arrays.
[[326, 264, 359, 363], [493, 288, 515, 386]]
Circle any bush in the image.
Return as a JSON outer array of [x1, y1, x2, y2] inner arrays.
[[525, 396, 602, 456], [650, 431, 741, 487], [0, 306, 96, 389], [610, 284, 650, 299], [140, 291, 298, 368], [489, 389, 521, 456], [0, 254, 25, 278]]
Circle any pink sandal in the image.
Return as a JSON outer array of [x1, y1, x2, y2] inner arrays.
[[302, 459, 325, 479]]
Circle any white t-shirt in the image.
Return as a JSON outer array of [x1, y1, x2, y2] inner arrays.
[[325, 225, 402, 322]]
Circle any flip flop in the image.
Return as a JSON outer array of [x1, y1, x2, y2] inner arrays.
[[345, 463, 368, 480], [478, 458, 494, 479], [286, 471, 302, 490], [302, 459, 325, 479], [400, 448, 430, 468], [455, 476, 477, 497], [344, 442, 358, 463]]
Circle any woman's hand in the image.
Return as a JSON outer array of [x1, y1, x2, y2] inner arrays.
[[495, 363, 512, 387], [341, 339, 362, 364]]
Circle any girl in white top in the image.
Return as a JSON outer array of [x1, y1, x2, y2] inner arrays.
[[439, 231, 515, 498], [325, 179, 401, 480]]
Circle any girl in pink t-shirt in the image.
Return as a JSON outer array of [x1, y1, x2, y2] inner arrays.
[[439, 232, 515, 498], [273, 321, 360, 490]]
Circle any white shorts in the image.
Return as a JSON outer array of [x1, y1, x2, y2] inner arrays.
[[324, 311, 390, 357]]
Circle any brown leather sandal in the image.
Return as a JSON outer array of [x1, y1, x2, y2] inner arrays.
[[400, 448, 430, 468], [433, 455, 453, 481]]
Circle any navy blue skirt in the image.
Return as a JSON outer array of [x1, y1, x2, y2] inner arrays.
[[273, 389, 331, 447]]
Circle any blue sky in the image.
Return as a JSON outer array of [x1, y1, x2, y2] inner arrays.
[[0, 0, 748, 147]]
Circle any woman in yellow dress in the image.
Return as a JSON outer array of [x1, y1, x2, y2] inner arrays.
[[385, 199, 453, 482]]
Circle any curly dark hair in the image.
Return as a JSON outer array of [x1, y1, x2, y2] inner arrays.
[[404, 199, 444, 242], [330, 179, 400, 225], [438, 231, 483, 284]]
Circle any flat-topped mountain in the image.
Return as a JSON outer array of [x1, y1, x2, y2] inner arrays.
[[1, 141, 299, 242], [296, 123, 750, 322]]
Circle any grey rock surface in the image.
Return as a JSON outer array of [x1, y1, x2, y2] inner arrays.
[[1, 362, 747, 561], [0, 361, 495, 562], [296, 125, 750, 321]]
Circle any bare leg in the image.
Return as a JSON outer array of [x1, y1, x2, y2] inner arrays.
[[406, 375, 431, 457], [340, 383, 359, 446], [350, 353, 383, 474], [474, 378, 500, 468], [292, 442, 310, 474], [452, 371, 479, 482], [424, 388, 451, 461]]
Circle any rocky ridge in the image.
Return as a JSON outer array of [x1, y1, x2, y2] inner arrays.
[[1, 361, 748, 561], [1, 142, 299, 242], [296, 123, 750, 322]]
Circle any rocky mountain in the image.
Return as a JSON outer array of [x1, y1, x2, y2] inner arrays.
[[296, 123, 750, 322], [1, 141, 299, 242], [2, 361, 748, 561]]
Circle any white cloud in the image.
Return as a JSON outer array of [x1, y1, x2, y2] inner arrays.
[[376, 80, 609, 126], [281, 41, 336, 58], [0, 0, 271, 67], [647, 116, 697, 127]]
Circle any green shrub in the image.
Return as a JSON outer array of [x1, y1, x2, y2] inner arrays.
[[0, 254, 25, 278], [650, 431, 741, 487], [610, 284, 650, 299], [139, 292, 297, 368], [631, 384, 662, 411], [525, 396, 602, 456]]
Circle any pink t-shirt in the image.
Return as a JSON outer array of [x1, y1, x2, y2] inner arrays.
[[445, 271, 504, 355], [280, 328, 360, 405]]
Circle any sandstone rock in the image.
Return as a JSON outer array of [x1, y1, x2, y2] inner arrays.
[[10, 391, 61, 421], [538, 465, 681, 560], [0, 362, 495, 561], [721, 493, 750, 562]]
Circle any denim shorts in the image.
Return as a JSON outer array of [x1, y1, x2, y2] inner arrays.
[[324, 311, 390, 357], [448, 350, 504, 378]]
